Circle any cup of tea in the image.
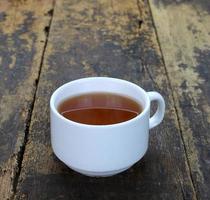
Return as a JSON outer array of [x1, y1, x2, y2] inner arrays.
[[50, 77, 165, 176]]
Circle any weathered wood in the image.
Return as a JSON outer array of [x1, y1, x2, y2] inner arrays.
[[0, 0, 54, 199], [15, 0, 196, 199], [149, 0, 210, 199]]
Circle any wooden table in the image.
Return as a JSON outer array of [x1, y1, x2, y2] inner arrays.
[[0, 0, 210, 199]]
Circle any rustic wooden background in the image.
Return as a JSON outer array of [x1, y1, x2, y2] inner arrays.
[[0, 0, 210, 199]]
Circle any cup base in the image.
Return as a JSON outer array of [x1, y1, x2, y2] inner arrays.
[[68, 165, 131, 177]]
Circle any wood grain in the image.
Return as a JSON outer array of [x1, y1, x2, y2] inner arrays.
[[0, 0, 54, 199], [149, 0, 210, 199], [15, 0, 196, 199]]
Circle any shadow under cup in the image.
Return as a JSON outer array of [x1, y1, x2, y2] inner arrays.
[[50, 77, 152, 177]]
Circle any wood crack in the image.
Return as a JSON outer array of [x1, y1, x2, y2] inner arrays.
[[146, 0, 198, 199], [143, 64, 161, 90], [11, 1, 56, 198]]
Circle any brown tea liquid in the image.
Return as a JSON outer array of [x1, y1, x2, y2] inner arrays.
[[58, 92, 142, 125]]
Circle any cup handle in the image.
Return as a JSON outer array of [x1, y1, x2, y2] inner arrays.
[[147, 91, 165, 129]]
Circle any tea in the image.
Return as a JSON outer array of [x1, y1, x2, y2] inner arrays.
[[58, 92, 142, 125]]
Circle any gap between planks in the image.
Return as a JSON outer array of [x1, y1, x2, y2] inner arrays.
[[146, 0, 198, 199], [11, 1, 56, 198]]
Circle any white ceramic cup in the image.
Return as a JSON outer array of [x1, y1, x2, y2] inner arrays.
[[50, 77, 165, 177]]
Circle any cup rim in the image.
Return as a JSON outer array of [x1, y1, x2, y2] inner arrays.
[[50, 77, 150, 128]]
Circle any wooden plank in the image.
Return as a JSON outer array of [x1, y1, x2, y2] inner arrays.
[[15, 0, 196, 199], [0, 0, 54, 199], [149, 0, 210, 199]]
